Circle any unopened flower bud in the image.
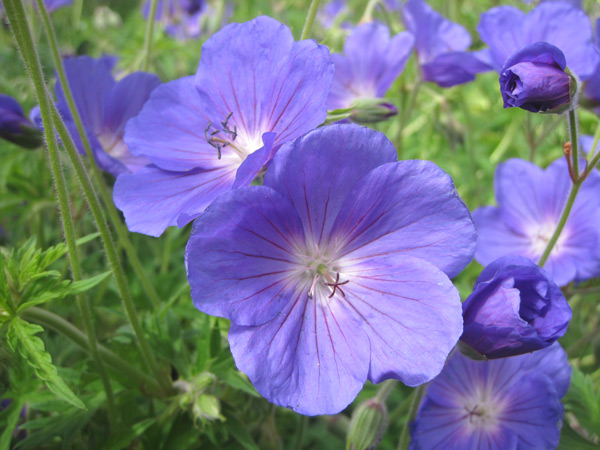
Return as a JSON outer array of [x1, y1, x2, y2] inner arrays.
[[349, 98, 398, 124], [499, 42, 577, 114], [0, 94, 42, 149], [461, 255, 572, 359], [346, 398, 388, 450]]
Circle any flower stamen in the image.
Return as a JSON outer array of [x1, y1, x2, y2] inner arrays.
[[205, 112, 239, 160], [324, 272, 349, 299]]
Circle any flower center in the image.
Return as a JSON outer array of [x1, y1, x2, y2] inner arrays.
[[205, 112, 263, 165], [97, 132, 129, 159], [528, 221, 568, 257], [460, 386, 505, 433], [298, 253, 349, 301]]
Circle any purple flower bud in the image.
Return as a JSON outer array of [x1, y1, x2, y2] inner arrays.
[[461, 255, 572, 359], [0, 94, 42, 149], [500, 42, 573, 113], [349, 99, 398, 124]]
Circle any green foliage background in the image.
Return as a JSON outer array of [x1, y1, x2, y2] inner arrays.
[[1, 0, 600, 448]]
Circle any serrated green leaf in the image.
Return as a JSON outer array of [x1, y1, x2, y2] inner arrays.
[[6, 319, 86, 410], [564, 366, 600, 439]]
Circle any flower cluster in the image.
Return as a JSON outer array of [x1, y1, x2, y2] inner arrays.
[[12, 0, 600, 445]]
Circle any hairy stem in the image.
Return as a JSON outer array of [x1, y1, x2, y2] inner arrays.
[[141, 0, 159, 71], [47, 99, 172, 393], [374, 379, 398, 403], [8, 0, 115, 419], [34, 0, 161, 310], [300, 0, 321, 40], [568, 108, 579, 178]]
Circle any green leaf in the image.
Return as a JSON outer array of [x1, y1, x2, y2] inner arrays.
[[558, 423, 599, 450], [66, 271, 111, 296], [564, 366, 600, 439], [101, 418, 156, 450], [74, 232, 101, 247], [226, 414, 260, 450], [0, 398, 24, 450], [6, 319, 86, 410]]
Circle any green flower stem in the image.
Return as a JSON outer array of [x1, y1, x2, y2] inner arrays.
[[6, 0, 115, 419], [35, 0, 161, 310], [300, 0, 321, 40], [374, 379, 398, 403], [397, 384, 425, 450], [9, 0, 170, 394], [47, 100, 172, 394], [587, 122, 600, 160], [538, 183, 580, 267], [568, 109, 580, 178], [141, 0, 159, 71], [359, 0, 379, 23], [21, 307, 162, 394], [537, 108, 588, 267]]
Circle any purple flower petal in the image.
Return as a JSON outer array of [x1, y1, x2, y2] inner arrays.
[[232, 132, 276, 189], [186, 124, 474, 415], [472, 207, 535, 266], [403, 0, 471, 62], [185, 186, 305, 325], [474, 157, 600, 285], [421, 51, 493, 87], [264, 124, 398, 245], [461, 255, 571, 359], [327, 23, 414, 109], [124, 77, 216, 172], [229, 290, 370, 416], [194, 16, 333, 151], [113, 164, 236, 237], [119, 16, 334, 236], [56, 56, 116, 135], [341, 255, 462, 385], [411, 344, 570, 450], [331, 160, 476, 278], [478, 2, 599, 79]]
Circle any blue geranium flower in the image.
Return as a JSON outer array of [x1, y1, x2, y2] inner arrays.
[[478, 1, 599, 81], [328, 22, 413, 122], [142, 0, 229, 40], [113, 16, 334, 237], [185, 124, 476, 415], [473, 158, 600, 286], [410, 343, 571, 449], [51, 56, 161, 176], [402, 0, 491, 87]]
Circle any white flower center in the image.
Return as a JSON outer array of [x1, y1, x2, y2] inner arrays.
[[97, 132, 129, 160], [460, 384, 506, 433], [206, 113, 265, 168], [528, 221, 568, 257], [293, 244, 348, 303]]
